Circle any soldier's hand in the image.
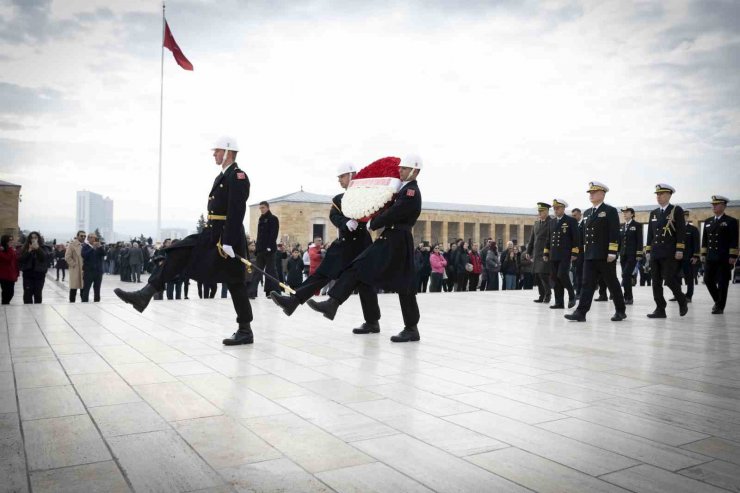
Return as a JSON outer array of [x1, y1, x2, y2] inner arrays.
[[346, 219, 359, 232], [607, 254, 616, 263], [542, 255, 548, 262], [645, 253, 650, 262], [222, 245, 235, 258], [675, 251, 683, 260]]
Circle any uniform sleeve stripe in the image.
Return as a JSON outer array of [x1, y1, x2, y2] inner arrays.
[[731, 249, 739, 255], [608, 243, 618, 251], [571, 247, 579, 254], [645, 246, 652, 251], [676, 243, 685, 249], [700, 248, 707, 254]]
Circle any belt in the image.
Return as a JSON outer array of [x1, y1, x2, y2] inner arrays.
[[388, 224, 412, 231], [208, 215, 227, 221]]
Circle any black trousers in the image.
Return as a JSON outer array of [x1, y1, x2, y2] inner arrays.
[[467, 273, 480, 291], [1, 280, 15, 304], [650, 258, 686, 310], [56, 267, 66, 281], [574, 257, 584, 295], [252, 251, 278, 296], [576, 259, 625, 314], [81, 272, 102, 302], [329, 264, 419, 328], [149, 244, 253, 325], [197, 282, 217, 298], [484, 269, 499, 291], [429, 273, 443, 292], [417, 273, 430, 293], [705, 260, 732, 310], [534, 272, 551, 300], [677, 260, 695, 300], [22, 274, 44, 304], [296, 271, 380, 324], [455, 272, 468, 291], [621, 257, 637, 301], [550, 259, 574, 304]]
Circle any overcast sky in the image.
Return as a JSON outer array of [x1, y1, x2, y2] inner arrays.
[[1, 0, 738, 239]]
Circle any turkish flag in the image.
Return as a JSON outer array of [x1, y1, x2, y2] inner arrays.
[[163, 21, 193, 71]]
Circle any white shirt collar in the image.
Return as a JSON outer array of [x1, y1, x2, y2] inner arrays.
[[716, 214, 724, 221], [592, 201, 603, 210], [625, 219, 632, 225]]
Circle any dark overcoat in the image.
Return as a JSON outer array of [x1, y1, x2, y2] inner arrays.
[[315, 193, 373, 279]]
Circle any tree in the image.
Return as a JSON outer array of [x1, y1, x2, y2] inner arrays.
[[196, 214, 207, 234]]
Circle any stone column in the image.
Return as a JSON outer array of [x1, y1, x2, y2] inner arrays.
[[442, 221, 449, 246]]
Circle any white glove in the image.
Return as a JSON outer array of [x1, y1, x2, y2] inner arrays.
[[267, 248, 272, 252], [607, 254, 616, 263], [346, 219, 359, 232], [222, 244, 235, 258]]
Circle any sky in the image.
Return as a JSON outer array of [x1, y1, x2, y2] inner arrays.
[[0, 0, 738, 240]]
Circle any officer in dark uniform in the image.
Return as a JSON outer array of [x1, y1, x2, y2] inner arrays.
[[115, 137, 254, 344], [571, 208, 584, 299], [307, 155, 423, 343], [270, 162, 380, 334], [582, 206, 609, 302], [701, 195, 738, 314], [543, 199, 579, 309], [565, 181, 626, 322], [618, 206, 643, 305], [645, 183, 688, 318], [671, 210, 700, 302], [526, 202, 554, 303], [252, 201, 280, 298]]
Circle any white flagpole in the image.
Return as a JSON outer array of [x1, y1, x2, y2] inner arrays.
[[157, 1, 165, 242]]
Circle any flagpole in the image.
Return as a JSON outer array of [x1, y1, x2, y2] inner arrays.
[[157, 1, 165, 242]]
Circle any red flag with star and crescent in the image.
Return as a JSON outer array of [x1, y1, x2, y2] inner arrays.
[[163, 20, 193, 71]]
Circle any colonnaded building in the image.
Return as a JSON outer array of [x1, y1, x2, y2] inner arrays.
[[249, 190, 740, 249], [0, 180, 21, 238]]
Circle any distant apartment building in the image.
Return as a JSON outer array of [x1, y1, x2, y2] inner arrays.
[[76, 191, 114, 242]]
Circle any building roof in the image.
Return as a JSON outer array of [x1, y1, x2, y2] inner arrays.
[[0, 180, 21, 188], [255, 190, 738, 216]]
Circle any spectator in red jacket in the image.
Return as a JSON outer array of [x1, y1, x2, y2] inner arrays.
[[0, 235, 19, 304], [308, 237, 324, 295], [467, 243, 483, 291]]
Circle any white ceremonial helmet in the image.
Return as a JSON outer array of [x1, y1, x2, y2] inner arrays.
[[211, 136, 239, 152], [336, 161, 357, 177], [400, 154, 423, 170]]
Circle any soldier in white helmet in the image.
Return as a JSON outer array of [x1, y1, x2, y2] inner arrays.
[[308, 154, 424, 343], [115, 137, 256, 345], [271, 162, 381, 334]]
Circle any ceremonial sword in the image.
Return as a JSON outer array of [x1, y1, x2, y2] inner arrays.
[[217, 242, 296, 295]]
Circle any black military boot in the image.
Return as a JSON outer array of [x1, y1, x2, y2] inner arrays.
[[222, 324, 253, 345], [712, 305, 724, 315], [549, 303, 565, 309], [114, 284, 157, 313], [611, 311, 627, 321], [533, 296, 544, 303], [307, 297, 340, 320], [679, 302, 689, 317], [270, 291, 300, 316], [390, 326, 420, 343], [564, 311, 586, 322], [647, 309, 667, 319], [353, 322, 380, 334]]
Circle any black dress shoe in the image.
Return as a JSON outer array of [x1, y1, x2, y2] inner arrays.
[[353, 322, 380, 334], [549, 304, 565, 309], [594, 296, 608, 302], [611, 312, 627, 322], [270, 291, 300, 316], [564, 311, 586, 322], [390, 326, 420, 342], [114, 284, 157, 313], [624, 298, 633, 305], [223, 325, 253, 345], [711, 307, 724, 314], [307, 297, 340, 320], [533, 298, 544, 303], [679, 303, 688, 317], [647, 310, 667, 319], [568, 299, 576, 308]]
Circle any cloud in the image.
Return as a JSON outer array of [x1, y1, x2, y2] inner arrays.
[[0, 0, 84, 45], [0, 81, 70, 114]]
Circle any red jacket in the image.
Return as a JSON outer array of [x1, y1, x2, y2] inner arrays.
[[0, 246, 19, 282], [308, 244, 323, 276], [468, 251, 482, 275]]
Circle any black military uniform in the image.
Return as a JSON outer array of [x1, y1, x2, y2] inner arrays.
[[543, 201, 579, 308], [526, 203, 554, 303], [271, 192, 380, 330], [309, 178, 423, 342], [645, 184, 687, 317], [583, 207, 609, 301], [701, 195, 738, 314], [573, 212, 585, 298], [115, 157, 254, 343], [252, 209, 280, 297], [618, 207, 643, 304], [565, 182, 625, 322], [675, 212, 700, 301]]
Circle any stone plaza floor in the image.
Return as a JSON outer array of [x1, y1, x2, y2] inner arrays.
[[1, 274, 739, 492]]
